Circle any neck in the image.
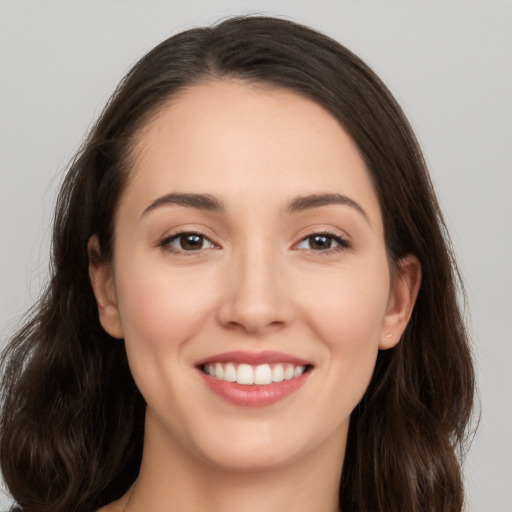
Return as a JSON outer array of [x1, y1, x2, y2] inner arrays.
[[116, 411, 345, 512]]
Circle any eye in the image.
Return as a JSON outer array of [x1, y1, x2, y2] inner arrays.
[[296, 233, 349, 251], [161, 232, 215, 252]]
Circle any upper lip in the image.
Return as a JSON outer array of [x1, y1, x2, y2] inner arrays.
[[195, 350, 312, 367]]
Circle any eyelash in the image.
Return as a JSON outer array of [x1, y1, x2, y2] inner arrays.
[[295, 231, 351, 254], [159, 230, 216, 255], [159, 230, 350, 255]]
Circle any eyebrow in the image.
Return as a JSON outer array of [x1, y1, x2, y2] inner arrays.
[[141, 193, 225, 217], [140, 191, 369, 224], [287, 193, 369, 223]]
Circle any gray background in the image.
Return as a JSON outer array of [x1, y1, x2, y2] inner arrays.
[[1, 1, 511, 510]]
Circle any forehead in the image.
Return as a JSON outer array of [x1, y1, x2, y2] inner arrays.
[[122, 80, 382, 225]]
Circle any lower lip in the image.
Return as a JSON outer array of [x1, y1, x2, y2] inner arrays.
[[198, 370, 310, 407]]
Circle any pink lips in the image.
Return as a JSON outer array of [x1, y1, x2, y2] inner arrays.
[[195, 350, 311, 367], [195, 350, 312, 407]]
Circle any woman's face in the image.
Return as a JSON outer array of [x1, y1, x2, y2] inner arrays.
[[90, 80, 418, 472]]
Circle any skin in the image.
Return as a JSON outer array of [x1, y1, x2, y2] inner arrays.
[[90, 81, 421, 512]]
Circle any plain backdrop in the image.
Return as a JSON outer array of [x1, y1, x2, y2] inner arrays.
[[1, 1, 511, 510]]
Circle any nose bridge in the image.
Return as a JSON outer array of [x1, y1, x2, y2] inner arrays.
[[218, 236, 289, 333]]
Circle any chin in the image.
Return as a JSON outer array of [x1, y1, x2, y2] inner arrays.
[[188, 417, 338, 474], [200, 441, 305, 473]]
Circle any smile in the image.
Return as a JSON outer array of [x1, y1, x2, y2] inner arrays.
[[201, 362, 307, 386], [196, 351, 313, 407]]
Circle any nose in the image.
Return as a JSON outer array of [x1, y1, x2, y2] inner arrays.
[[216, 245, 292, 335]]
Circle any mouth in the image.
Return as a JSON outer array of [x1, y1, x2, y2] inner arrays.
[[195, 351, 313, 407], [199, 362, 312, 386]]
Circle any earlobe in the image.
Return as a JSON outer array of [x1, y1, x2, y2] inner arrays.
[[88, 235, 124, 339], [379, 255, 422, 350]]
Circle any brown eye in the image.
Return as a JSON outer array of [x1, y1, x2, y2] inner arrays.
[[163, 232, 214, 252], [296, 233, 348, 251]]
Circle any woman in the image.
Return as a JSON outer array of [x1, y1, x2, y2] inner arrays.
[[0, 15, 475, 512]]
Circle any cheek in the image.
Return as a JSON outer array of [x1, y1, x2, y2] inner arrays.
[[297, 263, 390, 394], [112, 256, 219, 409], [112, 261, 218, 399], [300, 264, 390, 342], [115, 253, 217, 342]]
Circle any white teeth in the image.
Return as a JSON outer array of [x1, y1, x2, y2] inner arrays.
[[254, 364, 272, 385], [224, 363, 237, 382], [272, 364, 284, 382], [294, 366, 305, 378], [237, 364, 254, 385], [203, 362, 308, 385], [214, 363, 224, 380], [284, 364, 295, 380]]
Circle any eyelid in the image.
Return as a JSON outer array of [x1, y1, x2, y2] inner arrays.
[[159, 228, 220, 254], [156, 225, 351, 255], [292, 229, 352, 253]]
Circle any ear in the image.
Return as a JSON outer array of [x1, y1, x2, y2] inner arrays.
[[379, 254, 422, 350], [88, 235, 124, 339]]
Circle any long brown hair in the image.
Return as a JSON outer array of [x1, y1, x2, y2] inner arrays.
[[0, 15, 475, 512]]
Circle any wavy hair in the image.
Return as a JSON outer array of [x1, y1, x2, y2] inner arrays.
[[1, 15, 475, 512]]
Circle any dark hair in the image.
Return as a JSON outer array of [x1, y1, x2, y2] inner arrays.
[[1, 15, 475, 512]]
